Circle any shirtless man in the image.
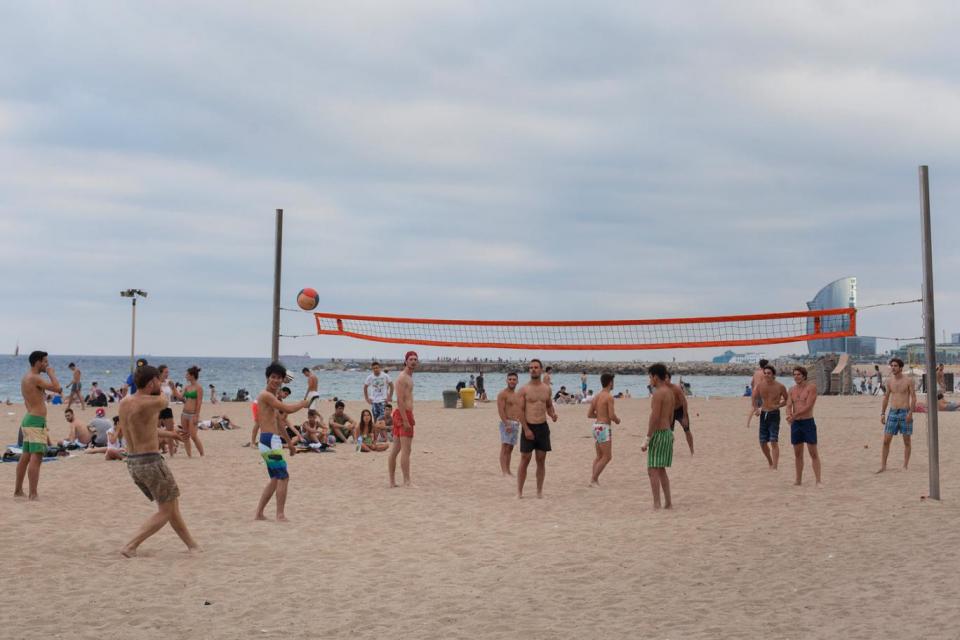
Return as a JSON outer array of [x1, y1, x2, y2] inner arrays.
[[119, 365, 197, 557], [302, 367, 320, 412], [752, 364, 788, 469], [15, 351, 61, 500], [496, 372, 523, 476], [255, 363, 310, 521], [66, 362, 85, 411], [543, 366, 553, 389], [786, 366, 821, 486], [878, 357, 917, 473], [588, 372, 620, 486], [641, 364, 676, 509], [63, 407, 92, 448], [745, 359, 769, 428], [517, 359, 558, 498], [388, 351, 418, 487], [667, 372, 694, 455]]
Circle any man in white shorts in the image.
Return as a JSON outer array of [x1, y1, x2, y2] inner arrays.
[[496, 372, 523, 476]]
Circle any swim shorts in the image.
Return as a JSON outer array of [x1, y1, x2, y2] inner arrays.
[[259, 433, 289, 480], [371, 401, 385, 422], [592, 422, 611, 444], [392, 408, 415, 438], [790, 418, 818, 445], [758, 409, 781, 443], [20, 414, 48, 454], [306, 391, 321, 411], [669, 407, 689, 433], [126, 453, 180, 503], [499, 420, 519, 446], [70, 382, 81, 394], [520, 422, 551, 453], [884, 408, 913, 436], [647, 429, 674, 468]]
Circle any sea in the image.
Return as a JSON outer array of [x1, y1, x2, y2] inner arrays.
[[0, 355, 793, 403]]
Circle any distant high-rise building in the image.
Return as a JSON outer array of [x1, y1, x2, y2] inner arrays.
[[806, 276, 876, 355], [952, 333, 960, 344]]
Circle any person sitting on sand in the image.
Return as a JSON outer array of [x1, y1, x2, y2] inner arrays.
[[356, 409, 389, 452], [87, 417, 125, 460], [62, 407, 93, 448], [328, 401, 356, 443], [553, 386, 572, 404], [374, 403, 394, 443], [300, 410, 329, 445]]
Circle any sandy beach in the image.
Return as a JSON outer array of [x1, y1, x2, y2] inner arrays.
[[3, 395, 959, 640]]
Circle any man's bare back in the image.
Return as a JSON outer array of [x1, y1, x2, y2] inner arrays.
[[590, 390, 617, 424], [121, 393, 170, 454], [651, 385, 676, 429]]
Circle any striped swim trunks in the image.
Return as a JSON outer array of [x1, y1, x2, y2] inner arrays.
[[20, 414, 48, 454], [647, 429, 674, 469]]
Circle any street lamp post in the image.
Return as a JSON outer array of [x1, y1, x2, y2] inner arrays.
[[120, 289, 148, 374]]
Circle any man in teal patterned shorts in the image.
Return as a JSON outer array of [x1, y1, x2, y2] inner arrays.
[[641, 363, 676, 509]]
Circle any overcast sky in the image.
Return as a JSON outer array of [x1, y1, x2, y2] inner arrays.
[[1, 1, 958, 361]]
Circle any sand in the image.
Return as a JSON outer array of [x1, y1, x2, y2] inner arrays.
[[2, 394, 960, 640]]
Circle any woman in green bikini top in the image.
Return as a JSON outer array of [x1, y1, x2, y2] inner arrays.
[[179, 366, 205, 457], [356, 409, 388, 452]]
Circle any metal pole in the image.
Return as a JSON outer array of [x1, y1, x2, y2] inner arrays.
[[271, 209, 283, 362], [919, 165, 940, 500], [130, 298, 137, 374]]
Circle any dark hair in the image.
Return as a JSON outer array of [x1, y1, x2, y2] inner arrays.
[[937, 393, 944, 400], [335, 400, 345, 409], [68, 362, 76, 368], [762, 365, 777, 375], [793, 366, 808, 380], [359, 409, 373, 427], [600, 372, 615, 388], [302, 367, 310, 374], [889, 358, 904, 367], [187, 366, 201, 380], [307, 409, 317, 417], [159, 408, 174, 420], [158, 364, 168, 374], [758, 359, 769, 368], [530, 359, 543, 367], [113, 416, 120, 424], [648, 363, 668, 381], [507, 371, 518, 378], [208, 384, 214, 388], [135, 365, 160, 390], [372, 361, 381, 367], [546, 366, 553, 372], [384, 402, 392, 409], [28, 350, 47, 366], [136, 358, 148, 367], [281, 386, 291, 395], [64, 408, 73, 415], [265, 362, 287, 379]]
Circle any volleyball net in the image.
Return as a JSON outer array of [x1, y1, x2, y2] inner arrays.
[[313, 308, 857, 351]]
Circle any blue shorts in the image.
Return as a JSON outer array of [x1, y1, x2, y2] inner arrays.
[[499, 420, 519, 446], [790, 418, 817, 445], [884, 408, 913, 436], [758, 409, 780, 443], [371, 402, 385, 422]]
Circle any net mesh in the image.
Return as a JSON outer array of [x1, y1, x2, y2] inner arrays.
[[314, 308, 856, 351]]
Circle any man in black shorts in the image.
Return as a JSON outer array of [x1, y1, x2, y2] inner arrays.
[[517, 359, 558, 499]]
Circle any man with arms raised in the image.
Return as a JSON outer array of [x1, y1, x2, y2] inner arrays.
[[588, 372, 620, 486], [15, 351, 61, 500], [255, 363, 310, 521], [786, 366, 821, 486], [878, 357, 917, 473], [752, 364, 788, 469], [642, 364, 676, 509], [388, 351, 418, 487], [119, 365, 198, 557], [745, 358, 769, 428], [496, 372, 523, 476], [302, 367, 320, 412], [667, 372, 694, 455], [517, 359, 558, 498], [364, 361, 393, 423]]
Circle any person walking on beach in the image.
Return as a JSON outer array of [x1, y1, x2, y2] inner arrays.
[[752, 364, 788, 469], [496, 372, 523, 476], [179, 366, 205, 457], [786, 366, 821, 486], [66, 362, 85, 411], [873, 364, 884, 396], [588, 372, 619, 486], [667, 372, 694, 455], [745, 359, 769, 428], [255, 363, 310, 521], [581, 371, 588, 396], [14, 351, 61, 500], [119, 365, 198, 557], [517, 359, 558, 498], [363, 361, 393, 423], [388, 351, 418, 488], [877, 357, 917, 473], [302, 367, 320, 412], [642, 363, 675, 509]]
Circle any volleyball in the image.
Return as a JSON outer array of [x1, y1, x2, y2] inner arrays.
[[297, 287, 319, 311]]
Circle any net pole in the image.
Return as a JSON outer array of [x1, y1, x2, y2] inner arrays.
[[919, 166, 940, 500], [271, 208, 283, 363]]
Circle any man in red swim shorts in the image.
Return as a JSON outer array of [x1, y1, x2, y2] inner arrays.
[[388, 351, 418, 487]]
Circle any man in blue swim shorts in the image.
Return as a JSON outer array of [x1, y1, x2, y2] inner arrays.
[[787, 366, 821, 486], [496, 372, 522, 476], [752, 364, 788, 469], [877, 358, 917, 473]]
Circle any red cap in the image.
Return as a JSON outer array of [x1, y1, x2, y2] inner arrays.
[[404, 350, 418, 363], [96, 408, 106, 417]]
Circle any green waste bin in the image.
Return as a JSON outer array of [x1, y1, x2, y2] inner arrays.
[[442, 390, 459, 409]]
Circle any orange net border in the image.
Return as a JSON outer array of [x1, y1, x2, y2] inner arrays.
[[314, 308, 857, 351]]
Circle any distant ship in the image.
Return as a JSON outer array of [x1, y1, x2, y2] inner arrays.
[[279, 352, 311, 359]]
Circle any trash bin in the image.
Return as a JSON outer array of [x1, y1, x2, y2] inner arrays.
[[442, 390, 459, 409], [459, 387, 476, 408]]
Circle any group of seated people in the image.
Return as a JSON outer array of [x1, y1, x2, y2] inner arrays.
[[259, 395, 394, 454]]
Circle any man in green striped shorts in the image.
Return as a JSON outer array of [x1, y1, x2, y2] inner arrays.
[[641, 363, 676, 509], [15, 350, 62, 500]]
